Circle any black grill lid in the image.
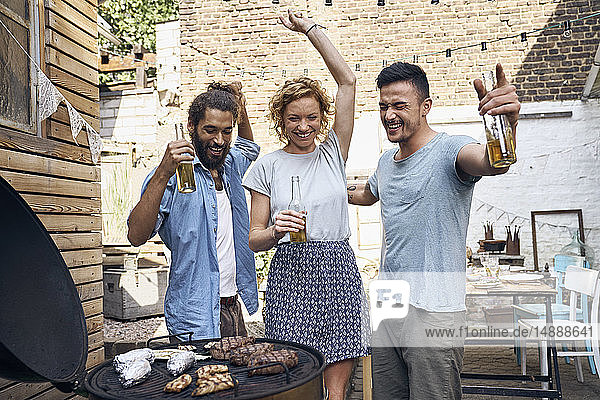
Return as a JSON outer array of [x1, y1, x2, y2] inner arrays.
[[0, 175, 88, 388]]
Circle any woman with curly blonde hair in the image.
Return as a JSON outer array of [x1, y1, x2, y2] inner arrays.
[[243, 10, 370, 400]]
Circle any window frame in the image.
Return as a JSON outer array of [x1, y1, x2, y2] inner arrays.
[[0, 0, 42, 135]]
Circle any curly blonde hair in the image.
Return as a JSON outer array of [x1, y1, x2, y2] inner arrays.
[[269, 77, 335, 145]]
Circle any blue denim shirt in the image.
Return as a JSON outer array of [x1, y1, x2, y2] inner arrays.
[[140, 137, 260, 339]]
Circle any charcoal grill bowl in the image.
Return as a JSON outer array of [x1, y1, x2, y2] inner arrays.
[[84, 338, 326, 400]]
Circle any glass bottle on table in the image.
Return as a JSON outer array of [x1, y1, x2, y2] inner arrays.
[[174, 123, 196, 193], [558, 229, 595, 270], [481, 70, 517, 168], [288, 176, 307, 243]]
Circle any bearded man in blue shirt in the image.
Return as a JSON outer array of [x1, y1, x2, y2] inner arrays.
[[128, 82, 259, 340]]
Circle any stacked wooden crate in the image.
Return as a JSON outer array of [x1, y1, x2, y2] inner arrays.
[[103, 240, 170, 320]]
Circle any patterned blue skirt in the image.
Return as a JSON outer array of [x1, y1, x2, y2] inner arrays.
[[264, 240, 371, 364]]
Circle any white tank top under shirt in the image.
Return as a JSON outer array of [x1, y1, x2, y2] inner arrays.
[[216, 188, 237, 297]]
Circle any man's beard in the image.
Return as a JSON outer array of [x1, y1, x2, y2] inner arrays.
[[192, 136, 230, 170]]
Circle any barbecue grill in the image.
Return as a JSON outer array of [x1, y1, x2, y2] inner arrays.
[[86, 337, 325, 399], [0, 175, 326, 399]]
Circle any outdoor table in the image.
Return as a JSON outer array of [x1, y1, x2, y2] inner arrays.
[[462, 280, 562, 398]]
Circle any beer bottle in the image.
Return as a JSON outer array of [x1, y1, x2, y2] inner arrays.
[[288, 176, 307, 243], [175, 123, 196, 193], [482, 70, 517, 168]]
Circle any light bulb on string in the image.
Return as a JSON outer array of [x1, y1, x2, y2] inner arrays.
[[481, 41, 487, 51], [520, 32, 527, 42], [563, 20, 572, 38], [377, 0, 385, 6], [325, 0, 332, 6], [445, 48, 451, 57], [431, 0, 440, 4]]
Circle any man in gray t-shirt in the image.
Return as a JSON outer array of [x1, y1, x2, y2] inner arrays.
[[349, 62, 521, 400]]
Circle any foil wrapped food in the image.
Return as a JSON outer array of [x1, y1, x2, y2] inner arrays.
[[167, 350, 196, 375], [113, 348, 155, 374], [118, 359, 152, 388]]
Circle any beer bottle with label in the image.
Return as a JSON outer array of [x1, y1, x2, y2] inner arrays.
[[288, 176, 307, 243], [175, 123, 196, 193], [482, 70, 517, 168]]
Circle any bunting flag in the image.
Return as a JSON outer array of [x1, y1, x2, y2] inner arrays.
[[37, 69, 64, 121], [472, 197, 597, 239]]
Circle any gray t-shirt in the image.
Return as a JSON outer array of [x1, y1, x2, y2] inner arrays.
[[368, 132, 479, 312], [243, 129, 350, 243]]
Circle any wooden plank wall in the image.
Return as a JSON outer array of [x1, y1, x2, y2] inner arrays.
[[0, 0, 101, 398]]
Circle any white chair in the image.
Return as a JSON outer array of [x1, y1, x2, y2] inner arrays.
[[518, 265, 600, 384]]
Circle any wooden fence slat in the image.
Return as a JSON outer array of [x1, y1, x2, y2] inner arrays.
[[50, 232, 102, 250], [0, 170, 100, 198], [81, 297, 102, 318], [46, 47, 98, 87], [77, 280, 103, 302], [45, 0, 96, 38], [51, 104, 100, 133], [23, 194, 101, 215], [48, 119, 90, 147], [62, 249, 102, 267], [0, 127, 94, 165], [46, 11, 96, 53], [47, 65, 98, 102], [86, 313, 103, 334], [46, 30, 97, 72], [69, 264, 102, 285], [86, 347, 105, 369], [88, 330, 104, 352], [38, 214, 102, 232], [0, 148, 98, 181]]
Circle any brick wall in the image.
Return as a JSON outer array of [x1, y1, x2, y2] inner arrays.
[[177, 0, 600, 268], [179, 0, 600, 151]]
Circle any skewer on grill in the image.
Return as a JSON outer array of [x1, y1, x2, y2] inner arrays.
[[192, 373, 236, 396], [164, 374, 192, 393]]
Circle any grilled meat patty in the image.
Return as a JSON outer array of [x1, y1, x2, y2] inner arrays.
[[209, 336, 255, 360], [230, 343, 274, 366], [248, 349, 298, 376]]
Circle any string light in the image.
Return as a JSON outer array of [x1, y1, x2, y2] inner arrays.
[[355, 63, 360, 71], [272, 0, 279, 4], [563, 20, 572, 38], [377, 0, 385, 6], [181, 11, 600, 77], [325, 0, 332, 6], [431, 0, 440, 4]]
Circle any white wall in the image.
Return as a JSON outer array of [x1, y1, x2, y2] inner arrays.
[[100, 88, 159, 143], [348, 99, 600, 270], [156, 20, 180, 92]]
